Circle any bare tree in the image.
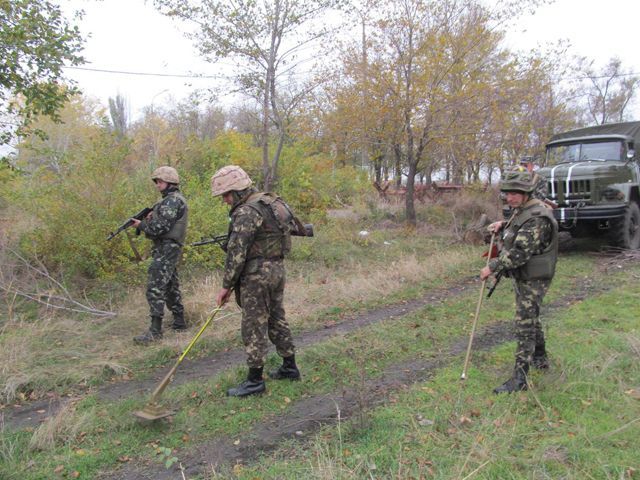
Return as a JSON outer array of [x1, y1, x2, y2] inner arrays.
[[580, 57, 639, 125]]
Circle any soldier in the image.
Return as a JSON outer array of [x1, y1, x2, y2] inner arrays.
[[481, 169, 558, 393], [131, 166, 189, 345], [211, 165, 300, 397], [520, 156, 550, 205]]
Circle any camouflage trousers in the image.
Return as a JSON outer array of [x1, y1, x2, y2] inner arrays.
[[513, 278, 551, 369], [237, 259, 295, 368], [146, 240, 184, 320]]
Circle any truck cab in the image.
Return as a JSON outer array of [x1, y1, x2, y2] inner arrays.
[[537, 121, 640, 249]]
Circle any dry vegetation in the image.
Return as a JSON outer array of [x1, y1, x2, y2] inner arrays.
[[0, 194, 491, 404]]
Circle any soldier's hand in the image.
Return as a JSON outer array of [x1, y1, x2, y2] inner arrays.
[[216, 288, 231, 307], [480, 266, 492, 281], [130, 218, 141, 228], [487, 221, 504, 233]]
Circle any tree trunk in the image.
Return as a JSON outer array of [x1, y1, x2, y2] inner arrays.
[[405, 161, 417, 225], [261, 73, 271, 190]]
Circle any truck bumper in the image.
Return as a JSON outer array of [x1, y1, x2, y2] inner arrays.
[[502, 203, 627, 226], [552, 204, 627, 223]]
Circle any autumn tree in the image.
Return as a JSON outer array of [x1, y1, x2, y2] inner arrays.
[[16, 95, 105, 174], [153, 0, 341, 190], [369, 0, 517, 224], [0, 0, 84, 146]]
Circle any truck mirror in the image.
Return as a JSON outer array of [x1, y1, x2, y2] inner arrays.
[[627, 149, 635, 160]]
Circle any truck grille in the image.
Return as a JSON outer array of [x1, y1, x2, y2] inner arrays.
[[547, 180, 591, 202]]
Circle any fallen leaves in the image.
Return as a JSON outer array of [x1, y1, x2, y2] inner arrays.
[[625, 388, 640, 400]]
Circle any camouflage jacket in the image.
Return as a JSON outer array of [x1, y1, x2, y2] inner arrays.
[[532, 173, 548, 202], [489, 203, 554, 275], [222, 188, 265, 289], [139, 185, 187, 243]]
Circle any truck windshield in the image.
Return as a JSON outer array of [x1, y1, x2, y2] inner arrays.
[[546, 140, 625, 165]]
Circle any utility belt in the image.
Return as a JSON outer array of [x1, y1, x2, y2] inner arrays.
[[152, 237, 183, 248], [241, 255, 284, 277]]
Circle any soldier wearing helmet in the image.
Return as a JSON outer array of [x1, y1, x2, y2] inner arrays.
[[211, 165, 300, 397], [518, 156, 550, 204], [481, 168, 558, 393], [130, 166, 189, 345]]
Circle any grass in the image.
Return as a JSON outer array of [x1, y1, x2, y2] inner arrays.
[[0, 252, 605, 479], [236, 264, 640, 480], [0, 209, 479, 404], [0, 198, 635, 479]]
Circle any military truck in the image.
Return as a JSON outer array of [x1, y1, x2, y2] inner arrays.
[[537, 121, 640, 249]]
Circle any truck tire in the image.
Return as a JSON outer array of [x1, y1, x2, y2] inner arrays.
[[609, 202, 640, 249]]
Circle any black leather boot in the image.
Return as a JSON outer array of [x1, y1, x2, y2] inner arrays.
[[493, 364, 529, 394], [133, 316, 163, 345], [171, 312, 187, 331], [532, 345, 549, 370], [227, 367, 266, 397], [268, 355, 301, 381]]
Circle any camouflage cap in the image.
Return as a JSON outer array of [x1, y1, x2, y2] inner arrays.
[[500, 169, 535, 193], [151, 166, 179, 184], [211, 165, 253, 196]]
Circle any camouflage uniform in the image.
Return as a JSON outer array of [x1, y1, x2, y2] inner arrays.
[[531, 173, 548, 202], [489, 199, 558, 374], [223, 188, 296, 369], [138, 185, 188, 325]]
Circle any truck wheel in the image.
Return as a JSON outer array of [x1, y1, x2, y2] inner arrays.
[[610, 203, 640, 249]]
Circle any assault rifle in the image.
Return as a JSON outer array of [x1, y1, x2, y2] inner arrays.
[[486, 269, 504, 298], [190, 234, 228, 249], [106, 207, 152, 241], [190, 223, 314, 249]]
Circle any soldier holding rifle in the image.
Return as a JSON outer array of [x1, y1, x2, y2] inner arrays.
[[130, 166, 189, 345], [211, 165, 302, 397]]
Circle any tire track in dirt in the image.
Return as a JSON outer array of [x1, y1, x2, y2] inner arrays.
[[1, 277, 478, 430], [99, 264, 617, 480], [103, 322, 512, 480]]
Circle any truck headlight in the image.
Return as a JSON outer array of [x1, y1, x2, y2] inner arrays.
[[601, 187, 624, 201]]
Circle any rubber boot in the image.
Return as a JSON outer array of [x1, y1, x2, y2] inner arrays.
[[133, 316, 163, 345], [532, 344, 549, 370], [493, 363, 529, 394], [171, 312, 187, 331], [268, 355, 301, 381], [227, 367, 266, 397]]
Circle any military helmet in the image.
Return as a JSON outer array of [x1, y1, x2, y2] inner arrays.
[[519, 155, 534, 166], [151, 166, 179, 184], [500, 169, 535, 193], [211, 165, 253, 196]]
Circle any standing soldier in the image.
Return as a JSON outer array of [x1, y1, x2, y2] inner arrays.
[[131, 166, 189, 345], [481, 169, 558, 393], [211, 165, 300, 397]]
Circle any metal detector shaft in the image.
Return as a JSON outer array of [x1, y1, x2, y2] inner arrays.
[[147, 305, 224, 404], [460, 233, 495, 380]]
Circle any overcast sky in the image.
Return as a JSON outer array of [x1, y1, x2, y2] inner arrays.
[[61, 0, 640, 121]]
